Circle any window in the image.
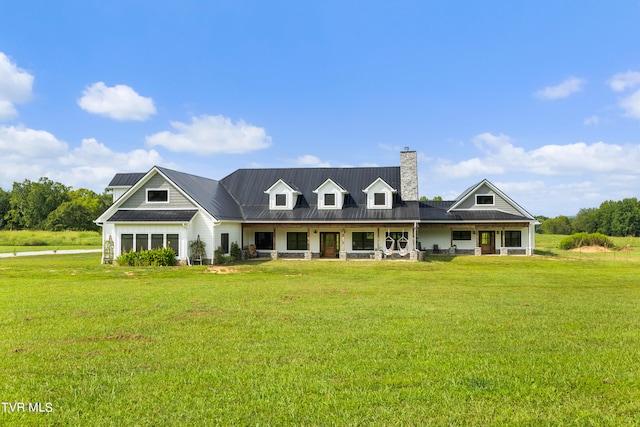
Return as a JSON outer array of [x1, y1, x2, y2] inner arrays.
[[255, 232, 273, 250], [275, 194, 287, 206], [352, 232, 374, 250], [121, 233, 178, 255], [452, 230, 472, 240], [167, 234, 179, 256], [151, 234, 164, 250], [136, 234, 149, 251], [374, 192, 386, 206], [324, 193, 336, 206], [147, 189, 169, 203], [504, 231, 521, 247], [121, 234, 133, 253], [476, 195, 494, 205], [287, 232, 308, 250], [386, 231, 408, 250], [221, 233, 229, 254]]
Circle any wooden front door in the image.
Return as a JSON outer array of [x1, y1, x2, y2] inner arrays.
[[480, 231, 495, 254], [320, 232, 340, 258], [480, 231, 496, 255]]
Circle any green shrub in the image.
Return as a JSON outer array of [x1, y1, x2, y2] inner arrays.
[[116, 248, 176, 266], [230, 241, 242, 261], [214, 246, 233, 265], [559, 232, 614, 250]]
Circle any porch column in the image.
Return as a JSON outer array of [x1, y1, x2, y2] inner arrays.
[[305, 226, 312, 260], [340, 228, 346, 260], [271, 227, 278, 259]]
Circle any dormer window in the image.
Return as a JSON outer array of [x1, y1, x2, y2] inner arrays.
[[265, 179, 301, 210], [476, 194, 494, 205], [147, 189, 169, 203], [363, 178, 396, 209], [313, 178, 348, 210]]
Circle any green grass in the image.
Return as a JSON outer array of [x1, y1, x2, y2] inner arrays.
[[1, 253, 639, 425], [0, 230, 101, 253]]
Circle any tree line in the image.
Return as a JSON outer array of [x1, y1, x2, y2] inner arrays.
[[538, 198, 640, 237], [0, 177, 112, 232]]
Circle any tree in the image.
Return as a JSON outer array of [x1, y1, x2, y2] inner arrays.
[[7, 178, 70, 229], [44, 188, 111, 231], [540, 215, 572, 235], [571, 208, 599, 233], [0, 188, 10, 229]]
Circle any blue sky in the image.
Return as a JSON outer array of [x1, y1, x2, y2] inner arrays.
[[2, 1, 640, 217]]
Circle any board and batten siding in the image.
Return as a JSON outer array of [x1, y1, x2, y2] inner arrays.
[[454, 183, 521, 215], [120, 173, 196, 210]]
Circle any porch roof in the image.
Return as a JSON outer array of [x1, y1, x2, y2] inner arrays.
[[107, 209, 198, 222]]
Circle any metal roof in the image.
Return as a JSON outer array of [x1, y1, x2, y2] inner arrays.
[[107, 173, 145, 187], [103, 167, 535, 225], [219, 167, 418, 221], [156, 167, 244, 220], [107, 209, 198, 222], [419, 201, 532, 222]]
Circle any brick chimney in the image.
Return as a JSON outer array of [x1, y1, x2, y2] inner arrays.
[[400, 148, 418, 201]]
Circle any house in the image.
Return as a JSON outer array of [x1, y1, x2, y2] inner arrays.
[[95, 150, 537, 264]]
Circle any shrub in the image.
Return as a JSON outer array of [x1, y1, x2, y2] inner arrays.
[[214, 246, 233, 265], [559, 232, 614, 250], [230, 241, 242, 261], [23, 239, 48, 246], [116, 248, 176, 266]]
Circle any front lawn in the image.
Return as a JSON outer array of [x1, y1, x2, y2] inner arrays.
[[1, 253, 638, 425]]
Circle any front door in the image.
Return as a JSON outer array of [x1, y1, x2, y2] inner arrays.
[[480, 231, 495, 254], [320, 232, 340, 258]]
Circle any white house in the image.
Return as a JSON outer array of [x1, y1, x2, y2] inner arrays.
[[95, 150, 537, 263]]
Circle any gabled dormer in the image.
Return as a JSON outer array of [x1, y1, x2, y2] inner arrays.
[[264, 179, 301, 210], [313, 179, 348, 210], [362, 177, 397, 210]]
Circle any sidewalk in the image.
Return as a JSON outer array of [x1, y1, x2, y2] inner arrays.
[[0, 249, 102, 259]]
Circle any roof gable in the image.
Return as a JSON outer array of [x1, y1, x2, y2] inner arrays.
[[448, 179, 535, 219]]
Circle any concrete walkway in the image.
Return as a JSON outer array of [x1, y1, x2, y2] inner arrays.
[[0, 249, 101, 259]]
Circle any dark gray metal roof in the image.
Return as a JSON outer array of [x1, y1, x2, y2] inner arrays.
[[419, 201, 532, 222], [105, 166, 534, 225], [219, 167, 417, 222], [108, 173, 145, 187], [108, 209, 198, 222], [156, 167, 244, 220]]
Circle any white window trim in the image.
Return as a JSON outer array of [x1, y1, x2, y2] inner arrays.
[[475, 194, 495, 206], [146, 188, 170, 204]]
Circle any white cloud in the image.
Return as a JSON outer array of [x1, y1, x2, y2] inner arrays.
[[78, 82, 156, 121], [0, 125, 165, 191], [618, 89, 640, 120], [534, 77, 586, 100], [0, 52, 34, 120], [608, 71, 640, 92], [435, 132, 640, 179], [146, 114, 272, 154], [583, 115, 600, 126], [292, 154, 331, 167]]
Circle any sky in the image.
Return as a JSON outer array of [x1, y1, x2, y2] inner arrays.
[[1, 1, 640, 217]]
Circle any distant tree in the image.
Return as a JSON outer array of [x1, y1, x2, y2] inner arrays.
[[610, 198, 640, 237], [44, 188, 112, 231], [540, 215, 572, 235], [0, 188, 10, 229], [6, 178, 69, 229], [420, 196, 443, 201], [571, 208, 599, 233], [596, 200, 617, 236], [534, 215, 548, 234]]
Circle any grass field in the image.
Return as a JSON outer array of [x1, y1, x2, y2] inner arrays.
[[1, 250, 639, 425], [0, 230, 101, 253]]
